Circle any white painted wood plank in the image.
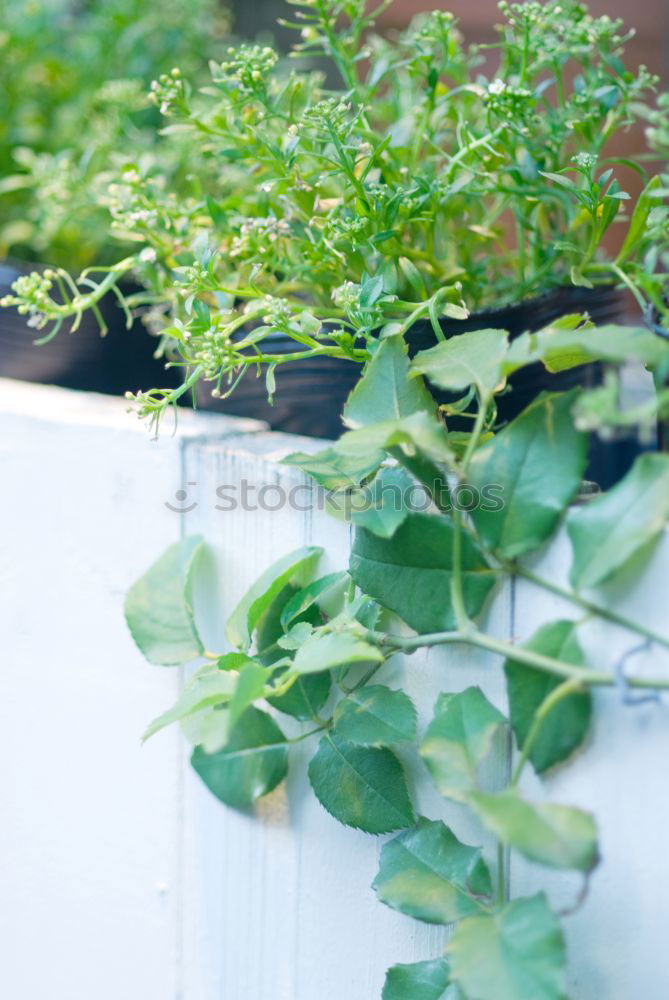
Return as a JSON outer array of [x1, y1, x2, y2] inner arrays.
[[0, 380, 261, 1000], [511, 529, 669, 1000], [180, 433, 514, 1000]]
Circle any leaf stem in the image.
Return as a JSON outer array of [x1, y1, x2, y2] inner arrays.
[[512, 564, 669, 651], [510, 678, 585, 786], [371, 626, 669, 691]]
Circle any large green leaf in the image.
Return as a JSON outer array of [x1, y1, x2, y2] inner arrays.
[[282, 447, 382, 489], [343, 335, 435, 428], [373, 818, 492, 924], [334, 685, 417, 746], [268, 671, 332, 722], [469, 790, 599, 872], [226, 546, 322, 650], [447, 893, 566, 1000], [280, 572, 348, 629], [190, 706, 288, 809], [143, 666, 236, 742], [420, 687, 506, 802], [383, 959, 462, 1000], [469, 391, 588, 559], [328, 466, 414, 540], [258, 580, 335, 722], [226, 662, 272, 735], [350, 514, 497, 634], [308, 734, 416, 834], [568, 453, 669, 589], [293, 631, 384, 675], [181, 705, 230, 754], [506, 323, 669, 376], [125, 535, 204, 665], [334, 410, 452, 465], [411, 329, 509, 396], [505, 621, 592, 773]]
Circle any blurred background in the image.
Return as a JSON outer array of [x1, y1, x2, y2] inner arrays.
[[235, 0, 668, 77]]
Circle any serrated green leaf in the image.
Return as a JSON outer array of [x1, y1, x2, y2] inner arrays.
[[335, 410, 452, 465], [420, 687, 505, 802], [125, 535, 204, 665], [505, 621, 592, 773], [191, 706, 288, 809], [373, 818, 492, 924], [277, 621, 314, 650], [411, 329, 509, 396], [216, 652, 260, 671], [334, 686, 417, 746], [143, 668, 236, 742], [469, 391, 588, 559], [308, 734, 415, 833], [343, 335, 435, 429], [505, 324, 669, 376], [447, 893, 566, 1000], [350, 514, 496, 634], [268, 671, 332, 722], [282, 448, 382, 490], [181, 705, 230, 753], [226, 546, 323, 650], [280, 572, 348, 629], [469, 790, 599, 872], [328, 466, 414, 539], [568, 453, 669, 589], [227, 662, 272, 735], [257, 582, 334, 722], [382, 958, 462, 1000], [293, 631, 383, 675]]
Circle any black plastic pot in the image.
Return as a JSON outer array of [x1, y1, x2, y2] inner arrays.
[[200, 284, 625, 438], [0, 260, 181, 397]]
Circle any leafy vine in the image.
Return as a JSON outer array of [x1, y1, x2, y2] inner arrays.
[[126, 325, 669, 998]]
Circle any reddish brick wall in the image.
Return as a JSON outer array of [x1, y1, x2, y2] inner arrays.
[[380, 1, 668, 78]]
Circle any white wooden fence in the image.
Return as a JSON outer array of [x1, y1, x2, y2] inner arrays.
[[1, 377, 668, 999]]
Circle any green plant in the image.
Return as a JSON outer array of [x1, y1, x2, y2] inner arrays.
[[3, 0, 668, 419], [126, 321, 669, 998], [0, 0, 228, 271]]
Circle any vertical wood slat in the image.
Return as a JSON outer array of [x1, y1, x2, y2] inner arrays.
[[180, 430, 514, 1000], [0, 380, 261, 1000], [511, 531, 669, 1000]]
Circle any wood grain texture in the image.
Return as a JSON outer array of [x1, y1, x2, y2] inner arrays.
[[511, 530, 669, 1000], [0, 380, 260, 1000], [180, 430, 514, 1000]]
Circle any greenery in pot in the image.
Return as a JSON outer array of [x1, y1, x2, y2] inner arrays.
[[0, 0, 228, 272], [2, 0, 668, 424]]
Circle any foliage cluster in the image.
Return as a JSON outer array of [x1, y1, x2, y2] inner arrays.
[[0, 0, 227, 270], [2, 0, 668, 416], [127, 322, 669, 998]]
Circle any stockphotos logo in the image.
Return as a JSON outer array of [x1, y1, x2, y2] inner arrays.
[[165, 480, 505, 515]]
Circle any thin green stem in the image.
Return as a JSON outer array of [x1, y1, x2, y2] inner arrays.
[[369, 626, 669, 691], [510, 678, 585, 786], [446, 125, 506, 182], [513, 564, 669, 651], [450, 510, 470, 631]]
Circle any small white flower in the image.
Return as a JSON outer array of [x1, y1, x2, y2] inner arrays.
[[488, 79, 507, 96]]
